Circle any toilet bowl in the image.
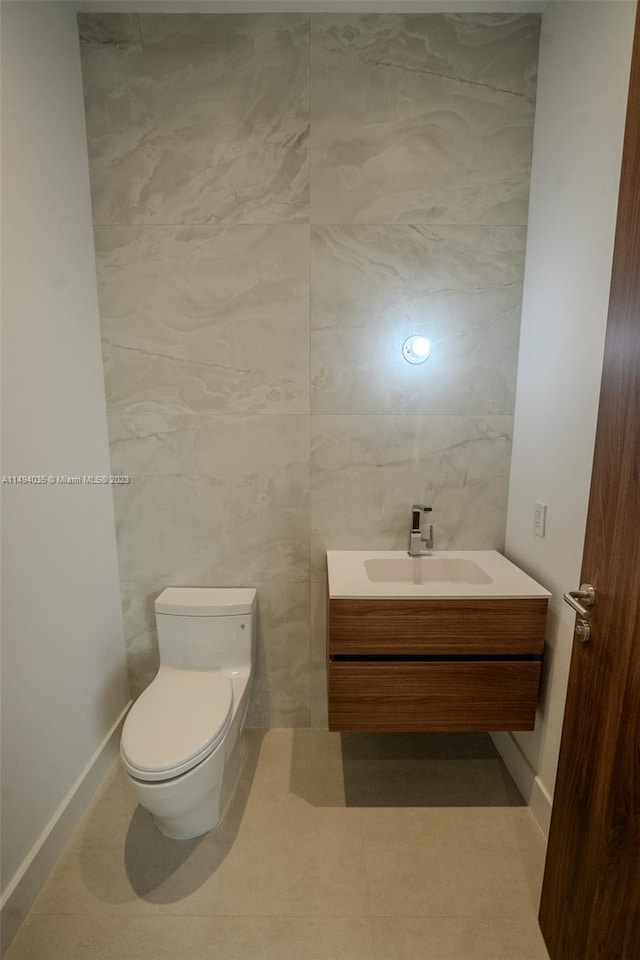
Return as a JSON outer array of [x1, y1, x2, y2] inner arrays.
[[120, 587, 256, 839]]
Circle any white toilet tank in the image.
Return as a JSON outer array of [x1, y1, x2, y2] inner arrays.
[[155, 587, 257, 672]]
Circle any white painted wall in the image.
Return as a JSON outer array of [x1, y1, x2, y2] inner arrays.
[[496, 0, 635, 835], [0, 1, 130, 943]]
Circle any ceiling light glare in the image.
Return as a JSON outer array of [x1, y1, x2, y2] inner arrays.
[[402, 335, 431, 365]]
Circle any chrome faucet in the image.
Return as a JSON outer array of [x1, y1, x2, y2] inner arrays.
[[408, 504, 433, 556]]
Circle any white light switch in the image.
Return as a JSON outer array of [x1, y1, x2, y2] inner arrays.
[[533, 502, 547, 538]]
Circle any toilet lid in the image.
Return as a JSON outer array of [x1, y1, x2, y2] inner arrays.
[[120, 668, 233, 782]]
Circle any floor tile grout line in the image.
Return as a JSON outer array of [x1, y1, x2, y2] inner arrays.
[[29, 910, 380, 923], [27, 911, 379, 919]]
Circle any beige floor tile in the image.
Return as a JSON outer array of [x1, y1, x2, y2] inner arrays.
[[362, 808, 544, 918], [31, 827, 222, 916], [34, 740, 264, 916], [360, 804, 543, 850], [340, 732, 500, 762], [31, 769, 165, 915], [65, 765, 139, 850], [373, 916, 550, 960], [248, 727, 344, 799], [231, 728, 349, 810], [11, 729, 549, 960], [176, 797, 370, 917], [290, 731, 523, 808], [31, 846, 159, 916], [6, 915, 374, 960], [46, 731, 367, 919], [340, 757, 525, 808], [261, 727, 347, 807]]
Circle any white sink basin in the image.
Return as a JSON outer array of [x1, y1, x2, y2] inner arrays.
[[365, 556, 493, 585], [327, 550, 551, 600]]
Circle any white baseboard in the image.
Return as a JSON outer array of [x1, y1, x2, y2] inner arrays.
[[529, 773, 553, 838], [1, 702, 131, 955], [490, 731, 553, 838]]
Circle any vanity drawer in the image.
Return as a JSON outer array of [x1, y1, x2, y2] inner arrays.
[[327, 660, 542, 732], [328, 597, 547, 657]]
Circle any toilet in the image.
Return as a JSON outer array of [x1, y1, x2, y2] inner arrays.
[[120, 586, 257, 840]]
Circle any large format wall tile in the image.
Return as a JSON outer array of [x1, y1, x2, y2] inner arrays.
[[119, 580, 160, 698], [311, 415, 512, 573], [311, 14, 539, 224], [310, 579, 329, 728], [81, 12, 539, 723], [108, 414, 309, 584], [96, 226, 309, 415], [110, 412, 311, 722], [80, 14, 309, 224], [78, 13, 141, 45], [120, 579, 310, 724], [311, 225, 525, 414], [248, 582, 311, 728]]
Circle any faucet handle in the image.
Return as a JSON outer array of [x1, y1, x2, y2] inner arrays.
[[411, 504, 432, 532], [408, 505, 434, 555]]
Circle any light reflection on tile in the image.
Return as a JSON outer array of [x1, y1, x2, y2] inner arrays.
[[311, 224, 525, 415], [311, 414, 512, 574]]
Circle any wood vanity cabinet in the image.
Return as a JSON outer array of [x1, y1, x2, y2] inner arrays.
[[326, 596, 548, 732]]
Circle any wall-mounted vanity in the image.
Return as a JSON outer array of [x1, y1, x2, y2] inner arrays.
[[326, 551, 550, 732]]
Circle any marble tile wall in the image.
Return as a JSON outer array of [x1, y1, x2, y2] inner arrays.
[[79, 12, 540, 726]]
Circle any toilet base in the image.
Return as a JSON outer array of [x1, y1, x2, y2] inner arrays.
[[152, 735, 247, 839], [153, 803, 219, 841], [126, 734, 225, 840], [122, 670, 252, 840], [124, 727, 248, 840]]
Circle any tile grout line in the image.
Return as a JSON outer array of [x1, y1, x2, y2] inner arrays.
[[354, 804, 379, 960]]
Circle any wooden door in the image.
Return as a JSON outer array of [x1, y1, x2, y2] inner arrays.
[[538, 9, 640, 959]]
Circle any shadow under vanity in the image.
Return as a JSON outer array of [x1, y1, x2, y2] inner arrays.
[[326, 551, 550, 733]]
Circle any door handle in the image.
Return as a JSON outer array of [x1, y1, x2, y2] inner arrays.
[[563, 583, 597, 618]]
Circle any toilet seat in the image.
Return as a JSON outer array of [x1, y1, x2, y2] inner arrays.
[[121, 668, 233, 782]]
